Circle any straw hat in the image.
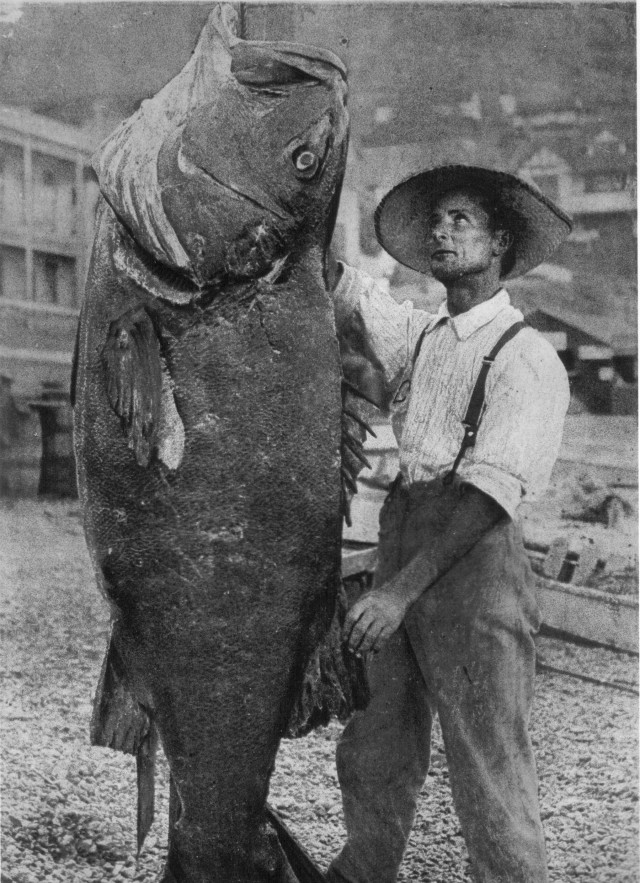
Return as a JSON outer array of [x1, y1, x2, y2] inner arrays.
[[374, 165, 573, 280]]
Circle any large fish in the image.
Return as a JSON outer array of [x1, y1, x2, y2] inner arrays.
[[72, 6, 365, 882]]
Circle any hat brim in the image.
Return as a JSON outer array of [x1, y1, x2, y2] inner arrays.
[[374, 165, 573, 280]]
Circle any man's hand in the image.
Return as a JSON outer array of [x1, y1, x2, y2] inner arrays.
[[343, 588, 408, 655], [342, 485, 505, 657]]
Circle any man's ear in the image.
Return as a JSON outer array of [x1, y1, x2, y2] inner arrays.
[[493, 229, 514, 257]]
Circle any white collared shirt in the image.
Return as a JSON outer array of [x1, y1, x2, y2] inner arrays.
[[335, 264, 570, 518]]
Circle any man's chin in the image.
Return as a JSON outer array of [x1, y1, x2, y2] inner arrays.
[[430, 263, 462, 282]]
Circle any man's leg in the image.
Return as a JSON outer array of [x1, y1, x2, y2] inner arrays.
[[328, 624, 433, 883], [405, 521, 549, 883]]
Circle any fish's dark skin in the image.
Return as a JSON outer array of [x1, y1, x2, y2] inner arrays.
[[73, 8, 350, 882]]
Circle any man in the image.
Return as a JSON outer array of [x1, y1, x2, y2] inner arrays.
[[328, 166, 572, 883]]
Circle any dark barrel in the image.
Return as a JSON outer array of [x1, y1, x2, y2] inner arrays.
[[36, 382, 77, 498], [0, 374, 42, 498]]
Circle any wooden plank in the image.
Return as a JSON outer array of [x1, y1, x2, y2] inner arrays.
[[342, 545, 377, 578], [559, 416, 637, 474], [340, 540, 639, 654], [536, 576, 639, 654], [541, 537, 569, 581], [342, 495, 384, 545], [577, 344, 614, 361], [571, 544, 600, 585]]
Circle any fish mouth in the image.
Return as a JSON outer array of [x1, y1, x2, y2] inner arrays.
[[177, 145, 290, 221], [194, 165, 290, 224], [204, 169, 289, 221]]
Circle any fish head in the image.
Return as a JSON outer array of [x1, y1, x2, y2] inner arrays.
[[158, 36, 349, 284], [94, 4, 348, 298]]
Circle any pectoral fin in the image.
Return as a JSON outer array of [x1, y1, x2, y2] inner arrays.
[[91, 629, 152, 755], [102, 307, 163, 467], [101, 307, 185, 470], [157, 368, 185, 471]]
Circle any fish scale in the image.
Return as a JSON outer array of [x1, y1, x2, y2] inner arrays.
[[72, 6, 363, 882]]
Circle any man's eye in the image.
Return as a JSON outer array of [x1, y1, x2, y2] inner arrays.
[[454, 213, 469, 224]]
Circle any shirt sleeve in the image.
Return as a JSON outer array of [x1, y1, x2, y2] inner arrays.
[[457, 329, 570, 519], [333, 262, 431, 412]]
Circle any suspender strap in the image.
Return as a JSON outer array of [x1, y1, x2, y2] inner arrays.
[[391, 321, 434, 404], [412, 323, 431, 368], [443, 320, 526, 485]]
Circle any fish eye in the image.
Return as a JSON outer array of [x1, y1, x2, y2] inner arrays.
[[295, 151, 316, 171], [292, 147, 320, 178]]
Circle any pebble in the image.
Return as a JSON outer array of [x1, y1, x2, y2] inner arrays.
[[2, 501, 638, 882]]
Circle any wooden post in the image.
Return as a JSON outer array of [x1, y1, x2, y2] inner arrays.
[[24, 138, 34, 302]]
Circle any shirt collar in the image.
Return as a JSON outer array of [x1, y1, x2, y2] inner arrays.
[[427, 288, 512, 341]]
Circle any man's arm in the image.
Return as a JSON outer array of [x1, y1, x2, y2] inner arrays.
[[327, 256, 427, 414], [343, 483, 504, 654]]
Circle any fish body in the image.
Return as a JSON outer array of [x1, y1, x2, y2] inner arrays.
[[73, 7, 350, 881]]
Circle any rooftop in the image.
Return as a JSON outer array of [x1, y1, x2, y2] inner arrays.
[[0, 105, 95, 154], [510, 268, 637, 355]]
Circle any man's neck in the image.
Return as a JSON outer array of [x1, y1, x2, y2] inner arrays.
[[445, 271, 503, 316]]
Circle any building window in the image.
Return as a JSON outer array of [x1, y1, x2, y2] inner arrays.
[[0, 143, 25, 228], [0, 245, 27, 300], [32, 152, 77, 238], [33, 252, 76, 306]]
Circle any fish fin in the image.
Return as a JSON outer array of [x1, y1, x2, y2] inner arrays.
[[137, 725, 159, 854], [157, 365, 185, 471], [101, 306, 163, 467], [286, 583, 370, 738], [340, 385, 377, 526], [91, 633, 158, 853], [91, 631, 153, 755]]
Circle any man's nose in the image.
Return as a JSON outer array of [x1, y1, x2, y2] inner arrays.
[[431, 225, 448, 243]]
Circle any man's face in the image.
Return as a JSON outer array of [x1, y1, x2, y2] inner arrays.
[[425, 189, 509, 282]]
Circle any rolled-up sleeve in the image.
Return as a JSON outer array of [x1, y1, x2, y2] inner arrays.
[[458, 330, 570, 519], [333, 263, 430, 411]]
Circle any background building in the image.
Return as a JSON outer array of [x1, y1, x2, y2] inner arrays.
[[0, 106, 98, 495], [0, 2, 635, 494]]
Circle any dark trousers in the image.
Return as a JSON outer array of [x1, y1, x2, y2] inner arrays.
[[329, 479, 549, 883]]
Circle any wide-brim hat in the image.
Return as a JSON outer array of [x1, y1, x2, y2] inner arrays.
[[374, 165, 573, 280]]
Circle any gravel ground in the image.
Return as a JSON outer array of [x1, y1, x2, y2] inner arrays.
[[1, 500, 638, 883]]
